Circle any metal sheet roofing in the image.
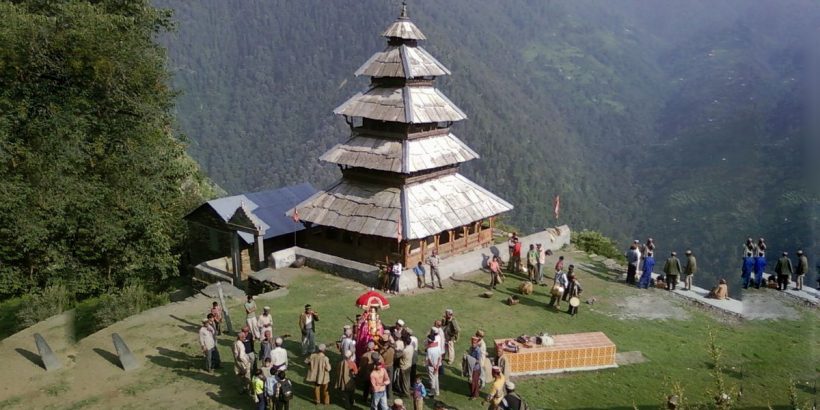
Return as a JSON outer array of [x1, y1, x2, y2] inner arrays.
[[188, 183, 317, 245]]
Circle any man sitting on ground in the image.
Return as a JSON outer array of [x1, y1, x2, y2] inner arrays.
[[707, 279, 729, 300]]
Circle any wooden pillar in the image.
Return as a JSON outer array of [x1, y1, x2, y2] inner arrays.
[[448, 230, 454, 253], [403, 241, 410, 266], [253, 231, 265, 271], [230, 232, 242, 285], [421, 237, 427, 261], [434, 234, 440, 252]]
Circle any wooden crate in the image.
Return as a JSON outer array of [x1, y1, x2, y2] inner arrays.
[[495, 332, 617, 375]]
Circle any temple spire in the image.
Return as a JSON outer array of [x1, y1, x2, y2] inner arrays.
[[399, 1, 408, 19]]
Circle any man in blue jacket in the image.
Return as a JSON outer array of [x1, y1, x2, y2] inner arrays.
[[741, 252, 755, 289], [753, 252, 767, 289], [639, 252, 655, 289]]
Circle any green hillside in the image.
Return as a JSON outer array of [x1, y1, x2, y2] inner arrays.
[[160, 0, 819, 285]]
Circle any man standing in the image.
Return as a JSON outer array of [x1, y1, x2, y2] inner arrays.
[[199, 318, 216, 373], [639, 251, 655, 289], [359, 349, 380, 404], [753, 251, 767, 289], [427, 250, 443, 289], [251, 369, 266, 410], [378, 331, 396, 400], [485, 366, 506, 410], [271, 337, 288, 372], [500, 381, 527, 410], [536, 244, 547, 284], [442, 309, 460, 365], [425, 334, 443, 397], [774, 251, 793, 291], [245, 295, 261, 340], [396, 335, 414, 397], [305, 344, 331, 405], [233, 333, 251, 393], [335, 349, 358, 409], [549, 268, 568, 309], [210, 301, 223, 336], [371, 358, 391, 410], [683, 250, 697, 291], [526, 244, 538, 283], [554, 255, 564, 275], [625, 244, 639, 285], [413, 261, 427, 289], [489, 256, 502, 289], [241, 325, 257, 374], [258, 306, 273, 339], [741, 252, 755, 289], [565, 275, 583, 316], [795, 249, 808, 290], [339, 325, 356, 359], [299, 304, 319, 355], [511, 239, 523, 274], [663, 252, 682, 291]]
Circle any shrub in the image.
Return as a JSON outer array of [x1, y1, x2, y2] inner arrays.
[[14, 284, 73, 329], [571, 230, 626, 263], [91, 284, 168, 330]]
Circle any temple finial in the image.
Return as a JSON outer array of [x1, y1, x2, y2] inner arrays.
[[399, 1, 408, 19]]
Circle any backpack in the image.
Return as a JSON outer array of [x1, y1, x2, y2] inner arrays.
[[278, 379, 293, 401]]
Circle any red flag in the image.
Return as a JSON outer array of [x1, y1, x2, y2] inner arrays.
[[553, 195, 560, 220], [292, 208, 300, 223], [396, 218, 403, 243]]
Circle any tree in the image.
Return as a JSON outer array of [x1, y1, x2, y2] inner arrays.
[[0, 0, 212, 298]]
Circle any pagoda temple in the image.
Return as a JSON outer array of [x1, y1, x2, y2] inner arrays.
[[288, 4, 513, 267]]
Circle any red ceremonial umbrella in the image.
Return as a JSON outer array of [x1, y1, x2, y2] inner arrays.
[[355, 290, 390, 310]]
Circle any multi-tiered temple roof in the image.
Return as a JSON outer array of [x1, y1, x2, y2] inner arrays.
[[289, 4, 512, 265]]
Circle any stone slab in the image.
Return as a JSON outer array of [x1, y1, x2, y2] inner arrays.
[[616, 351, 647, 365], [33, 333, 61, 371], [112, 333, 139, 371]]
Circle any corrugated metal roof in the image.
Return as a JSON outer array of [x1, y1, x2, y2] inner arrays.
[[188, 183, 317, 245], [334, 86, 467, 123], [288, 174, 512, 240], [355, 45, 450, 79]]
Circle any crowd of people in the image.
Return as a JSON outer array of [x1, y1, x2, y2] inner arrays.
[[623, 236, 812, 299], [195, 232, 812, 409], [199, 299, 529, 410]]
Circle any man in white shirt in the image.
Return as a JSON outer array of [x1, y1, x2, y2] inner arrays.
[[199, 318, 216, 373], [271, 337, 288, 372]]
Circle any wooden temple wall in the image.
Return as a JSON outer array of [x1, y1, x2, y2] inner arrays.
[[298, 218, 495, 267]]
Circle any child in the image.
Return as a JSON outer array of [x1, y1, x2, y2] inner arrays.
[[412, 376, 427, 410], [392, 398, 407, 410]]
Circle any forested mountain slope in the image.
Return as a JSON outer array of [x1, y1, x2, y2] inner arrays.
[[161, 0, 818, 283]]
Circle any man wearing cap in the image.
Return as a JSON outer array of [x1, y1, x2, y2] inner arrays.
[[379, 331, 397, 400], [339, 325, 357, 359], [442, 309, 460, 365], [335, 349, 358, 409], [774, 251, 793, 291], [199, 318, 216, 373], [210, 301, 223, 336], [371, 355, 391, 410], [485, 366, 506, 410], [795, 249, 808, 290], [305, 343, 331, 405], [427, 250, 443, 289], [395, 334, 414, 397], [683, 250, 697, 291], [391, 319, 406, 341], [425, 334, 443, 397], [233, 332, 251, 393], [500, 381, 527, 410], [358, 346, 380, 403], [663, 251, 682, 291], [258, 306, 273, 339], [299, 304, 319, 355]]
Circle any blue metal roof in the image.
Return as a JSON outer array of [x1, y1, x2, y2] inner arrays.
[[196, 183, 316, 245]]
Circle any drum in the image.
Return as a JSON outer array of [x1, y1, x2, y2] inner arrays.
[[569, 297, 581, 307], [550, 285, 563, 296]]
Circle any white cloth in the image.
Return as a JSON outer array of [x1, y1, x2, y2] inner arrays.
[[199, 326, 215, 350]]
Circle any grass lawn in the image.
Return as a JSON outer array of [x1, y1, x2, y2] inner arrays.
[[0, 297, 25, 340], [188, 250, 818, 409]]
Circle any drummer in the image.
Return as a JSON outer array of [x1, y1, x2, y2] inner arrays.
[[549, 268, 569, 309], [565, 273, 583, 316]]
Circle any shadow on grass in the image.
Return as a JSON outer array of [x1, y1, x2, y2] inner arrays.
[[147, 346, 244, 408], [15, 348, 44, 370], [93, 347, 122, 370]]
